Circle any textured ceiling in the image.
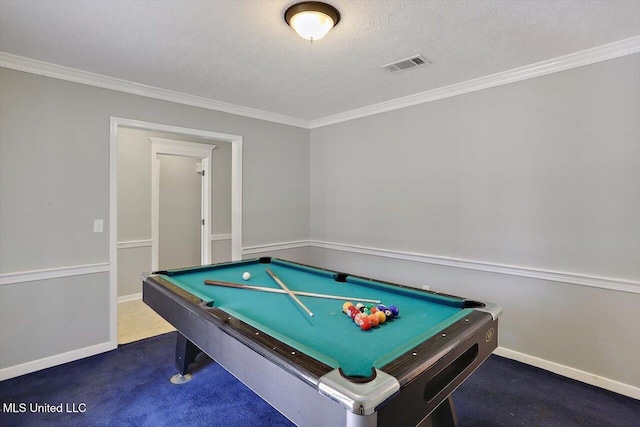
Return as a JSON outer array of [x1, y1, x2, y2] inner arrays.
[[1, 0, 639, 121]]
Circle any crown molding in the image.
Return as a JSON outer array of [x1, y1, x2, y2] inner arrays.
[[0, 52, 309, 129], [309, 36, 640, 128], [2, 35, 638, 130]]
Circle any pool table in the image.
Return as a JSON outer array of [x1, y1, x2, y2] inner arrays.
[[142, 257, 501, 427]]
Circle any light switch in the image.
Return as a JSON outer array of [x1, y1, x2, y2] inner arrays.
[[94, 219, 104, 233]]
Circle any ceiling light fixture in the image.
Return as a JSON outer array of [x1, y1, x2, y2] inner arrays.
[[285, 1, 340, 43]]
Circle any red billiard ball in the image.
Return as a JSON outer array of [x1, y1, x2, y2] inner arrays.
[[347, 306, 360, 319]]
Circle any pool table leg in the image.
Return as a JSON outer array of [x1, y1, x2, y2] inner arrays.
[[175, 333, 199, 375], [418, 396, 458, 427]]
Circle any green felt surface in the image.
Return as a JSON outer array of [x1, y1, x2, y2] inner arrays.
[[163, 259, 469, 378]]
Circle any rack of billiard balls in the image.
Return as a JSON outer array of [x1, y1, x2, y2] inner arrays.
[[342, 302, 399, 330]]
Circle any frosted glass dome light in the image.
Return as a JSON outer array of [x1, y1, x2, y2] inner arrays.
[[285, 2, 340, 42]]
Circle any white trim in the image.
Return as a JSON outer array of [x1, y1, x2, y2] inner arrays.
[[117, 239, 152, 249], [149, 137, 217, 157], [242, 240, 310, 255], [0, 263, 110, 286], [231, 139, 243, 261], [117, 293, 142, 303], [150, 137, 215, 271], [0, 341, 113, 381], [308, 36, 640, 128], [494, 347, 640, 400], [308, 240, 640, 294], [110, 117, 243, 356], [3, 37, 638, 130], [211, 233, 233, 241], [109, 118, 119, 348], [0, 52, 308, 129]]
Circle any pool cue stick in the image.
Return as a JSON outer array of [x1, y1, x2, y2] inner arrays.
[[203, 280, 381, 303], [265, 268, 314, 317]]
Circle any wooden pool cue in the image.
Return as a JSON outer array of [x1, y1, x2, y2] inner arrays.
[[203, 279, 381, 303], [265, 268, 314, 317]]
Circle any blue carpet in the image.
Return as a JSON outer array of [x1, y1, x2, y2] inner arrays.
[[1, 332, 638, 426], [453, 355, 639, 427], [0, 332, 293, 427]]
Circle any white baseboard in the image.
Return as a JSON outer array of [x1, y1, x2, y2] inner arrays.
[[0, 341, 114, 381], [494, 346, 640, 400], [117, 293, 142, 303]]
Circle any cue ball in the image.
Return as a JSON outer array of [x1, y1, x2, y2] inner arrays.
[[242, 272, 251, 280]]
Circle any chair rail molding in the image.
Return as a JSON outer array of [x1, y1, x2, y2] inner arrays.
[[0, 263, 110, 286], [307, 240, 639, 294]]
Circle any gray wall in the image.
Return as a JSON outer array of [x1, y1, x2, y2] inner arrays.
[[309, 54, 640, 388], [0, 67, 310, 371]]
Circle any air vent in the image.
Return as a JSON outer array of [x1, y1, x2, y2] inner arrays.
[[381, 55, 431, 73]]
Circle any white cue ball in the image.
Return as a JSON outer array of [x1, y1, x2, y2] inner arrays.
[[242, 272, 251, 280]]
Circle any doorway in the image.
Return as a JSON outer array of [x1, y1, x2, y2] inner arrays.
[[109, 117, 243, 348]]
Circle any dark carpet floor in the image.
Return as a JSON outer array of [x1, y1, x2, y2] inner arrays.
[[1, 332, 638, 426]]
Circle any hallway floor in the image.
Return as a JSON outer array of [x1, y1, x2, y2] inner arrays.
[[117, 299, 175, 344]]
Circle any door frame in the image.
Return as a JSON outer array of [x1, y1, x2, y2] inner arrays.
[[150, 137, 215, 271], [109, 117, 243, 348]]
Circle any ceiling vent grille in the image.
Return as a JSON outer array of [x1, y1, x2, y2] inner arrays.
[[381, 55, 431, 73]]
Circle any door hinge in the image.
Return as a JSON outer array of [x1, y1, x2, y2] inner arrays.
[[202, 219, 205, 226]]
